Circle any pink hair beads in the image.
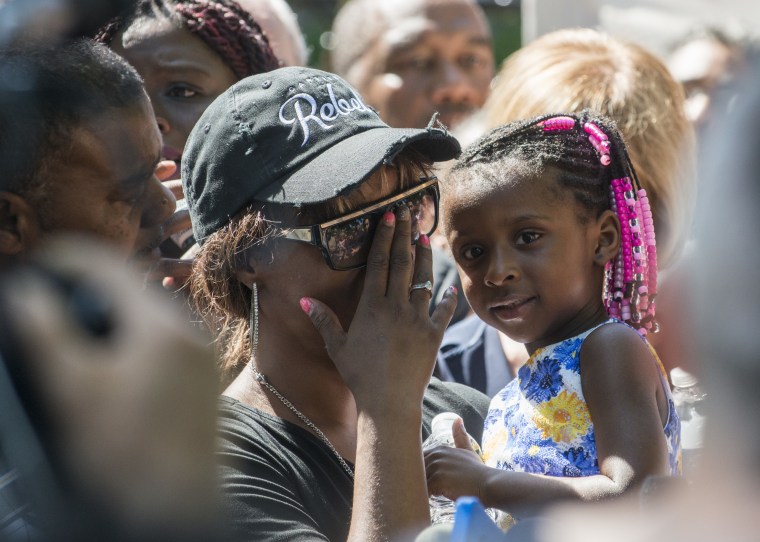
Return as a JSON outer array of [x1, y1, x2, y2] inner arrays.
[[606, 177, 658, 335]]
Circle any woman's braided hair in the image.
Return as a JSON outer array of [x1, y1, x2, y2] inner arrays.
[[449, 111, 659, 335], [95, 0, 280, 79]]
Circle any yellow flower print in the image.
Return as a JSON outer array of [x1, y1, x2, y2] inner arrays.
[[483, 426, 509, 463], [525, 347, 544, 367], [532, 390, 591, 443]]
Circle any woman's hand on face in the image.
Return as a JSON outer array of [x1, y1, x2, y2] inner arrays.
[[302, 204, 457, 413]]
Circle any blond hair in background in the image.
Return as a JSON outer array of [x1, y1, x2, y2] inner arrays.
[[480, 28, 695, 269]]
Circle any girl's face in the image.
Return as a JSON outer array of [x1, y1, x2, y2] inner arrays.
[[112, 19, 238, 178], [444, 169, 614, 352]]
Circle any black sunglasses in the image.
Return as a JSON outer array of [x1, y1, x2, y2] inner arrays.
[[282, 177, 439, 270]]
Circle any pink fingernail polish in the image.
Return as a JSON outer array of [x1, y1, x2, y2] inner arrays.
[[383, 211, 395, 225], [419, 234, 430, 247], [449, 285, 458, 295], [299, 297, 312, 314]]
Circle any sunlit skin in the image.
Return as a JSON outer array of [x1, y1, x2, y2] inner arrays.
[[350, 0, 494, 129], [37, 97, 176, 260], [424, 168, 672, 512], [111, 18, 239, 178], [444, 169, 612, 353]]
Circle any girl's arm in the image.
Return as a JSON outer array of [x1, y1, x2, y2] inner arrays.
[[425, 323, 671, 514]]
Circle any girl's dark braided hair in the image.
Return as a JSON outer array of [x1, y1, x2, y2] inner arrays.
[[450, 111, 659, 335], [95, 0, 280, 79]]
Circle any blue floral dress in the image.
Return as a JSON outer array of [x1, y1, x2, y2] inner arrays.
[[481, 319, 682, 477]]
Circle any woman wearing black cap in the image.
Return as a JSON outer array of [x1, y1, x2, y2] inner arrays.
[[182, 67, 489, 541]]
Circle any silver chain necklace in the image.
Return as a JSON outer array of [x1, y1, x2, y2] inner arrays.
[[251, 366, 355, 480], [249, 283, 354, 480]]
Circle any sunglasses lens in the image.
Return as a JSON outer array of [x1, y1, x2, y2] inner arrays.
[[323, 215, 377, 270], [324, 185, 438, 270], [405, 187, 437, 242]]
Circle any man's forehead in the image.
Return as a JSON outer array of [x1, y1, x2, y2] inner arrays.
[[383, 17, 432, 50], [379, 0, 489, 49]]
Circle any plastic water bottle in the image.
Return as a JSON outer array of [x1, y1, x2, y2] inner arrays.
[[670, 367, 707, 474], [423, 412, 496, 525]]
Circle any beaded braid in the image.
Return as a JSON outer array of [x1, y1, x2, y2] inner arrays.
[[452, 111, 658, 335], [95, 0, 280, 79]]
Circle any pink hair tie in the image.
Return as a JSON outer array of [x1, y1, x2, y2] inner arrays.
[[583, 122, 608, 141], [583, 122, 612, 166], [540, 116, 575, 131]]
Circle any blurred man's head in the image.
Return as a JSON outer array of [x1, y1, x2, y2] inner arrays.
[[667, 28, 745, 127], [0, 39, 176, 267], [236, 0, 308, 66], [331, 0, 494, 130]]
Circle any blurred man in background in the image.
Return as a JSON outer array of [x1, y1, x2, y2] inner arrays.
[[330, 0, 494, 130], [667, 28, 746, 129]]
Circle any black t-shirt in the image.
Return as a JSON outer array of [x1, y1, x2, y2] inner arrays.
[[217, 377, 489, 541]]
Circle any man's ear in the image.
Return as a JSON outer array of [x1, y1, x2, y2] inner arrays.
[[593, 210, 620, 267], [0, 191, 41, 257]]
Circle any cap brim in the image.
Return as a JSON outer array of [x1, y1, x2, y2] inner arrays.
[[254, 126, 461, 204]]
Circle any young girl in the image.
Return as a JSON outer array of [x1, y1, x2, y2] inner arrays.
[[425, 112, 681, 515]]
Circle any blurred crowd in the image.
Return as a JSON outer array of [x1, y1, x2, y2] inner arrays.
[[1, 1, 759, 541]]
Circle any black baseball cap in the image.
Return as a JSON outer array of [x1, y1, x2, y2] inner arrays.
[[182, 66, 461, 244]]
